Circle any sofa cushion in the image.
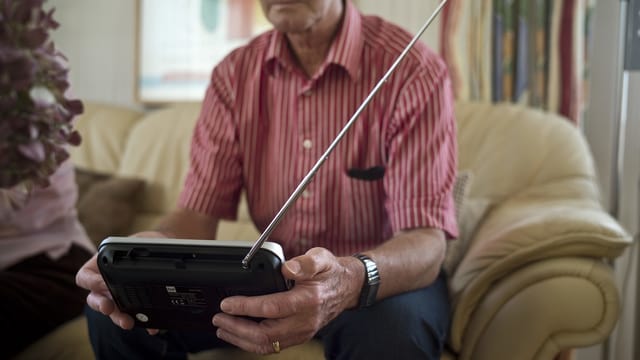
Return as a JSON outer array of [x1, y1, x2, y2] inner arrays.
[[13, 316, 93, 360], [117, 103, 201, 219], [443, 171, 491, 275], [68, 103, 143, 174], [75, 168, 145, 245], [455, 102, 599, 203]]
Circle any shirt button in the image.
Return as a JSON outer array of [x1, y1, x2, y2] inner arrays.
[[302, 190, 311, 198], [302, 139, 312, 149], [303, 89, 312, 97], [300, 238, 310, 247]]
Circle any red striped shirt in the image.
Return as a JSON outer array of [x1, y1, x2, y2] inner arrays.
[[179, 1, 458, 258]]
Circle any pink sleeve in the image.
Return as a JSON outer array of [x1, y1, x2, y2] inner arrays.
[[384, 63, 459, 239], [178, 69, 243, 220], [1, 160, 78, 235]]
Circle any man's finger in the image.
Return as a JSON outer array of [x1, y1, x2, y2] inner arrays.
[[86, 293, 134, 329], [216, 327, 275, 355], [109, 311, 135, 330], [86, 292, 116, 315], [220, 291, 297, 318], [76, 270, 109, 293], [213, 314, 283, 355], [282, 247, 332, 281]]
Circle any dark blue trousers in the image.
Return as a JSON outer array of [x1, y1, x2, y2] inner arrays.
[[86, 271, 450, 360]]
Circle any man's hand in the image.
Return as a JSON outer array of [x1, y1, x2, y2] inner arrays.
[[75, 230, 167, 331], [212, 247, 363, 355]]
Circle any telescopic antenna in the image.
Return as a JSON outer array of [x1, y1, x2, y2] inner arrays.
[[242, 0, 449, 268]]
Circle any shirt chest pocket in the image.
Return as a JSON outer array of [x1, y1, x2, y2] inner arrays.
[[346, 165, 385, 181], [337, 171, 386, 245]]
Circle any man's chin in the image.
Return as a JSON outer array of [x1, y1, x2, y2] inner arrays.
[[270, 17, 314, 34], [267, 6, 315, 32]]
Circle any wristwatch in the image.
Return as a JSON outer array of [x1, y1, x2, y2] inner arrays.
[[352, 253, 380, 308]]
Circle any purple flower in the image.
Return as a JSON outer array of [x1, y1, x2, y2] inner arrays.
[[0, 0, 82, 189], [22, 28, 48, 48], [17, 141, 45, 162]]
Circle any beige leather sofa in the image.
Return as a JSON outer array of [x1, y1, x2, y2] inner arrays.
[[15, 101, 631, 360]]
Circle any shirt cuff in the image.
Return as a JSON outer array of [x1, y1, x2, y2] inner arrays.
[[388, 200, 459, 239]]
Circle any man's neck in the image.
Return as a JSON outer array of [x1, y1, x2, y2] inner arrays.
[[285, 2, 344, 78]]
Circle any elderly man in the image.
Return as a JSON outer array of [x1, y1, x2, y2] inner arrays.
[[76, 0, 457, 359]]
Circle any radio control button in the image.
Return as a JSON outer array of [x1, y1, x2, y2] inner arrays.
[[136, 313, 149, 323]]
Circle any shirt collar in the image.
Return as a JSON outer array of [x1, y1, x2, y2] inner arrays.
[[265, 0, 364, 80]]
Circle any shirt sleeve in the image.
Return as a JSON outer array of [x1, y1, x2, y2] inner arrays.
[[178, 66, 244, 220], [383, 61, 459, 239]]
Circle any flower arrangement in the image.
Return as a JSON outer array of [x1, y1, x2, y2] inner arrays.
[[0, 0, 83, 191]]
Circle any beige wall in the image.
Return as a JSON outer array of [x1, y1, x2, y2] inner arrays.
[[50, 0, 138, 109], [49, 0, 441, 110], [355, 0, 441, 50], [581, 1, 640, 359]]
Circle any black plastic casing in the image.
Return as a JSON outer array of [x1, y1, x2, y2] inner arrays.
[[97, 240, 291, 331]]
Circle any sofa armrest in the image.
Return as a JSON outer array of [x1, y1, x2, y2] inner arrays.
[[456, 257, 619, 360], [447, 198, 631, 350]]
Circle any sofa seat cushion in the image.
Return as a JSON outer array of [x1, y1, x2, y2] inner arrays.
[[75, 168, 145, 245], [13, 316, 93, 360]]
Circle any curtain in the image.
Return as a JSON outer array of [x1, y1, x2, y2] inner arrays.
[[440, 0, 596, 124]]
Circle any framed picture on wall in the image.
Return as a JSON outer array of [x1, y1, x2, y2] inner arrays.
[[136, 0, 270, 103]]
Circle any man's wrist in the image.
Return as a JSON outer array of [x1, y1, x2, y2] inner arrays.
[[338, 256, 366, 309]]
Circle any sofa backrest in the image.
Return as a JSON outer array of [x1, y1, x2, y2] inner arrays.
[[71, 102, 201, 232], [455, 102, 600, 206], [116, 104, 201, 229], [71, 100, 602, 238], [69, 103, 142, 173]]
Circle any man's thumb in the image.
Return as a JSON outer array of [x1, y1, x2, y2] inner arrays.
[[283, 260, 303, 278]]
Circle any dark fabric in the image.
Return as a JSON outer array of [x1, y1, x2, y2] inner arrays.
[[0, 244, 92, 358], [85, 271, 450, 360], [319, 271, 450, 360], [74, 167, 145, 246], [85, 307, 229, 360]]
